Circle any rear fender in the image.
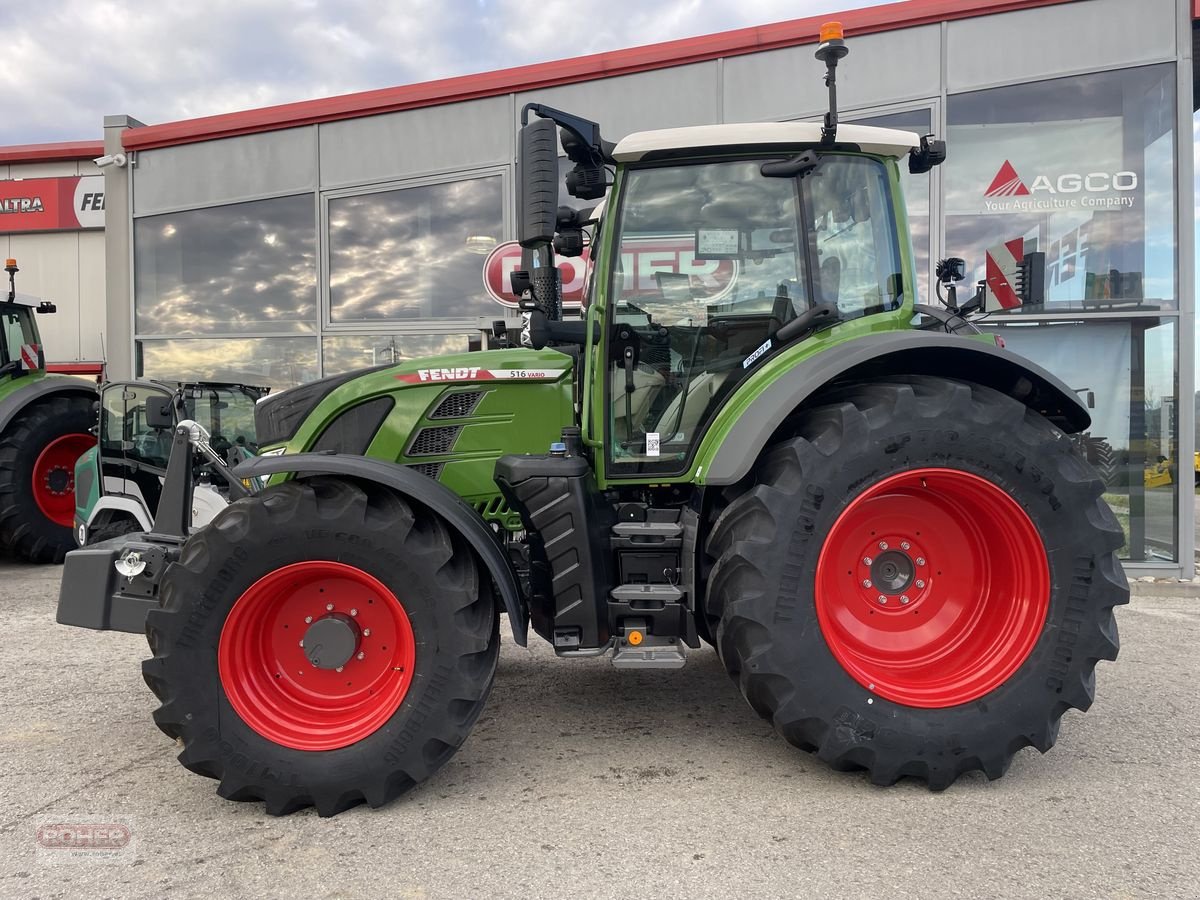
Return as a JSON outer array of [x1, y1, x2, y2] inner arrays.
[[0, 375, 96, 434], [700, 331, 1090, 486], [234, 453, 529, 646]]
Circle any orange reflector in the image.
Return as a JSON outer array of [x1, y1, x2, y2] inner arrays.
[[628, 630, 644, 646], [4, 258, 15, 268], [819, 21, 844, 42]]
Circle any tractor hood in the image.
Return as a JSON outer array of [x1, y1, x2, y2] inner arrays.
[[254, 348, 577, 518]]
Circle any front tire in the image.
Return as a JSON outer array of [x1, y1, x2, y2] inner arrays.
[[0, 394, 94, 563], [705, 376, 1127, 788], [142, 477, 499, 816]]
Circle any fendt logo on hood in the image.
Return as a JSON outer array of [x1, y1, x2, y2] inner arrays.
[[982, 160, 1137, 212]]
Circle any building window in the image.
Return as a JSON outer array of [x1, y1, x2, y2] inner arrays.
[[946, 64, 1175, 312], [137, 337, 319, 393], [134, 194, 317, 335], [321, 333, 470, 375], [981, 318, 1177, 563], [327, 174, 504, 323]]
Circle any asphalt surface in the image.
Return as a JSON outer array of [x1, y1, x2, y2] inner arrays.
[[1, 562, 1197, 900]]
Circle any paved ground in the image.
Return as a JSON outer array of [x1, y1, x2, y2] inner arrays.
[[1, 562, 1197, 900]]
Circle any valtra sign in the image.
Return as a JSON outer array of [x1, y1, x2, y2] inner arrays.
[[482, 238, 737, 308], [0, 175, 105, 234]]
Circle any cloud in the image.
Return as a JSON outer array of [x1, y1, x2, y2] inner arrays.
[[0, 0, 873, 144]]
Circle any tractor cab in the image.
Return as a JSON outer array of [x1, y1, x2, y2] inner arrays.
[[0, 258, 55, 379], [75, 380, 266, 545]]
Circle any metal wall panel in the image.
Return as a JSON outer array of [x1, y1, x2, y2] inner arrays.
[[77, 231, 106, 361], [947, 0, 1175, 92], [9, 231, 82, 358], [514, 62, 720, 141], [319, 97, 512, 189], [722, 26, 940, 123], [133, 126, 317, 216]]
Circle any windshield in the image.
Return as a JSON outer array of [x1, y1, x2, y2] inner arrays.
[[181, 385, 261, 453], [0, 304, 37, 366], [606, 154, 903, 473]]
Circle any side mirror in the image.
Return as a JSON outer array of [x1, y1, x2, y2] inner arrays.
[[36, 301, 56, 314], [908, 134, 947, 174], [517, 117, 560, 249], [145, 396, 174, 430]]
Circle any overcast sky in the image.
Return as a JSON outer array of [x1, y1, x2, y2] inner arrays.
[[2, 0, 880, 145]]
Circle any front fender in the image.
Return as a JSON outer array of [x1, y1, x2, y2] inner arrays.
[[234, 453, 528, 646], [699, 330, 1090, 486]]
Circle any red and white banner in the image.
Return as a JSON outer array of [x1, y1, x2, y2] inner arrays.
[[19, 343, 40, 371], [394, 366, 568, 384], [0, 175, 105, 234], [984, 238, 1025, 312], [482, 237, 738, 309]]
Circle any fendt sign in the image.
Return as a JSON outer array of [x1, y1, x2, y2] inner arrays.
[[0, 175, 105, 234], [482, 237, 737, 308]]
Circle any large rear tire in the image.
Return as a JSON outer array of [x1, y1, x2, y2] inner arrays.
[[0, 394, 94, 563], [142, 477, 499, 816], [704, 376, 1127, 788]]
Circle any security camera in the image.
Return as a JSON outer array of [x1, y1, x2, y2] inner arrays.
[[93, 153, 128, 169]]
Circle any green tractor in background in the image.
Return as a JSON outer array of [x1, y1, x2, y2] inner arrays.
[[0, 258, 96, 562], [73, 380, 266, 546], [58, 25, 1127, 816]]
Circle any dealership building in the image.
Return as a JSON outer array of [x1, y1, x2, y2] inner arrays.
[[0, 0, 1196, 574]]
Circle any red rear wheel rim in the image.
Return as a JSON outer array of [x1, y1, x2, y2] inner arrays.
[[218, 561, 417, 751], [814, 467, 1049, 708], [32, 432, 92, 527]]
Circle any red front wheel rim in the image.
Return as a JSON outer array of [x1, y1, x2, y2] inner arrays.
[[218, 561, 417, 751], [32, 433, 92, 527], [815, 468, 1050, 708]]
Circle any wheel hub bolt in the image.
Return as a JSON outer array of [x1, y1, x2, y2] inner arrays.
[[876, 595, 887, 604], [363, 628, 371, 637], [878, 541, 888, 550], [863, 557, 873, 565], [298, 639, 304, 648], [335, 666, 344, 673], [326, 603, 334, 611], [900, 595, 911, 605], [350, 608, 358, 617], [901, 541, 911, 550], [915, 580, 926, 589], [916, 557, 926, 566], [861, 579, 872, 588], [304, 616, 312, 624], [357, 651, 365, 660]]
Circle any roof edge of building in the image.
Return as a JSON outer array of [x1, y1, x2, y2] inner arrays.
[[121, 0, 1072, 153], [0, 141, 105, 165]]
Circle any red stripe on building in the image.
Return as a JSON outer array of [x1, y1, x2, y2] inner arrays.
[[0, 141, 104, 165]]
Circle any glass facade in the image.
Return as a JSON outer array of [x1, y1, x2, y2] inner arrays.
[[945, 65, 1176, 312], [134, 194, 317, 335], [327, 174, 504, 322]]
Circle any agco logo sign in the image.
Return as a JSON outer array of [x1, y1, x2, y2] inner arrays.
[[983, 160, 1137, 211]]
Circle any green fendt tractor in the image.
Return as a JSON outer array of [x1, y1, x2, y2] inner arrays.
[[73, 380, 265, 546], [58, 26, 1127, 816], [0, 258, 96, 562]]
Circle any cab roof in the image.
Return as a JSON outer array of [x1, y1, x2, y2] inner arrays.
[[612, 122, 921, 162]]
